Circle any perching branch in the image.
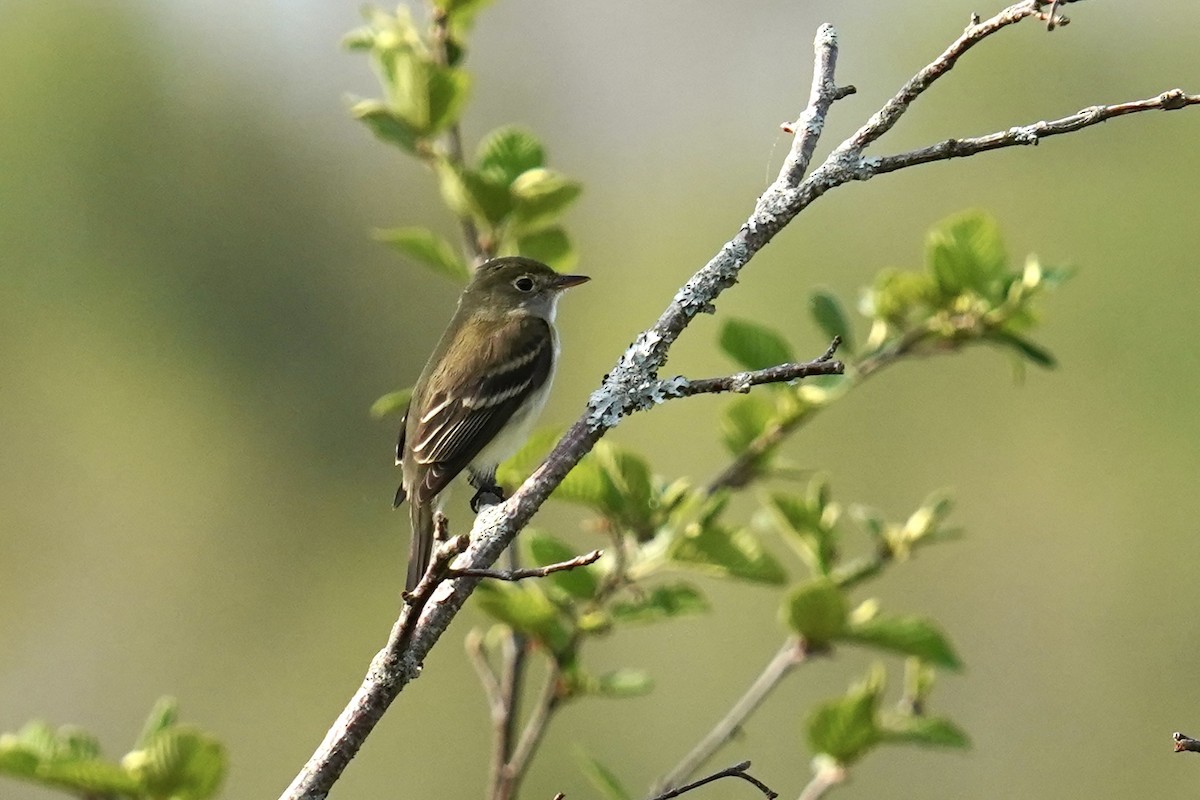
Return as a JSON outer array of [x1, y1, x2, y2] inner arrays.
[[656, 639, 810, 793], [450, 549, 603, 581], [282, 4, 1197, 796], [647, 761, 778, 800], [1174, 732, 1200, 754]]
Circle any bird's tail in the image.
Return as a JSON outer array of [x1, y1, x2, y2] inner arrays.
[[406, 501, 435, 592]]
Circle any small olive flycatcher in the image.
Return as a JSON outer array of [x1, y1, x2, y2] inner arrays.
[[394, 256, 589, 590]]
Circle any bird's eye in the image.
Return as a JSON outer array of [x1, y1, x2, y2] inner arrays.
[[513, 276, 535, 292]]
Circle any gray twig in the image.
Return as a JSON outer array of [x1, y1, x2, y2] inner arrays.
[[656, 640, 809, 793], [450, 549, 603, 581]]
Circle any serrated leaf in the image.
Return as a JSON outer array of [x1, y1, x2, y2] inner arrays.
[[986, 330, 1057, 368], [473, 583, 573, 655], [809, 289, 856, 354], [578, 752, 633, 800], [843, 614, 962, 670], [806, 667, 884, 764], [510, 168, 582, 232], [435, 162, 513, 225], [35, 759, 142, 795], [720, 394, 776, 455], [596, 669, 654, 698], [926, 211, 1007, 300], [781, 578, 847, 645], [351, 99, 421, 153], [516, 226, 576, 271], [719, 318, 795, 372], [527, 532, 599, 600], [123, 728, 225, 800], [370, 386, 413, 420], [477, 126, 545, 186], [879, 714, 970, 749], [670, 523, 787, 585], [611, 583, 709, 623], [375, 227, 470, 282]]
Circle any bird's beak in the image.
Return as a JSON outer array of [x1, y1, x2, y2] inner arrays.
[[553, 273, 590, 290]]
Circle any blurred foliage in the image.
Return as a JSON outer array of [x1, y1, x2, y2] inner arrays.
[[0, 698, 224, 800]]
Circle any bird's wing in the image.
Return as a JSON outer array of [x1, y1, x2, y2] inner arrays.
[[406, 315, 553, 504]]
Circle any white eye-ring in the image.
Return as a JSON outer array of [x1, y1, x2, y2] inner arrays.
[[513, 276, 535, 292]]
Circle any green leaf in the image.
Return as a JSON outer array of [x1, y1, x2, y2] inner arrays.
[[134, 697, 179, 750], [510, 168, 582, 232], [375, 227, 470, 282], [926, 211, 1007, 300], [426, 66, 472, 133], [496, 427, 561, 486], [577, 752, 633, 800], [719, 318, 795, 371], [879, 714, 970, 749], [986, 330, 1057, 368], [720, 394, 776, 455], [516, 226, 576, 271], [351, 99, 421, 153], [843, 614, 962, 670], [477, 126, 545, 186], [809, 289, 855, 354], [767, 489, 838, 576], [435, 162, 513, 226], [370, 386, 413, 420], [473, 583, 573, 655], [527, 531, 599, 600], [32, 758, 143, 795], [611, 583, 709, 623], [433, 0, 495, 34], [780, 578, 847, 645], [806, 667, 884, 764], [122, 728, 226, 800], [670, 523, 787, 585], [596, 669, 655, 698]]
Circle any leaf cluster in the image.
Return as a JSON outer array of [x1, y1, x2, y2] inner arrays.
[[348, 5, 582, 277], [0, 698, 225, 800]]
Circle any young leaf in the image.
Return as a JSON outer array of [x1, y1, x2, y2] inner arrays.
[[611, 583, 709, 623], [370, 386, 413, 420], [842, 614, 962, 670], [596, 669, 655, 698], [926, 211, 1007, 300], [426, 66, 472, 133], [670, 523, 788, 585], [718, 318, 795, 371], [351, 99, 421, 153], [720, 394, 776, 455], [527, 531, 600, 600], [472, 583, 573, 655], [516, 226, 576, 271], [510, 168, 583, 232], [806, 667, 885, 765], [767, 490, 837, 576], [878, 714, 970, 749], [122, 727, 226, 800], [134, 697, 179, 751], [577, 752, 634, 800], [809, 289, 856, 354], [375, 227, 470, 282], [780, 578, 847, 646], [477, 126, 545, 186]]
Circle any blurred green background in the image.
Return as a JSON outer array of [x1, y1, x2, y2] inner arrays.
[[2, 1, 1199, 798]]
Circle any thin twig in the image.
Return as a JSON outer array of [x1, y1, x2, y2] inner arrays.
[[648, 761, 778, 800], [494, 663, 563, 800], [451, 549, 603, 581], [1174, 732, 1200, 753], [661, 339, 843, 399], [656, 640, 809, 793]]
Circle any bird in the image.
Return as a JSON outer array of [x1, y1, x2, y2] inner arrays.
[[394, 256, 589, 591]]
